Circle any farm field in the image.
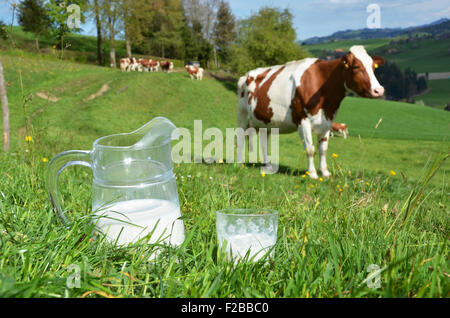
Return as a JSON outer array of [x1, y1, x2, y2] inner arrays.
[[0, 51, 448, 298], [417, 79, 450, 110], [306, 38, 450, 73], [373, 39, 450, 73], [304, 38, 390, 56]]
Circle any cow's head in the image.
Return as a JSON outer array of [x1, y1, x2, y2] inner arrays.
[[342, 45, 385, 98]]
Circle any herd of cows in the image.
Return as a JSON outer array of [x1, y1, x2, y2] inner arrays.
[[119, 57, 204, 80], [119, 46, 385, 179]]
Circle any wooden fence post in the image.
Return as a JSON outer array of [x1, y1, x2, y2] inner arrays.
[[0, 57, 10, 152]]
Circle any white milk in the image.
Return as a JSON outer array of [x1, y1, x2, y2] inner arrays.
[[94, 199, 185, 247], [221, 233, 276, 261]]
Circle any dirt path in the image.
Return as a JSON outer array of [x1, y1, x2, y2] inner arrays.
[[85, 83, 110, 101], [36, 92, 60, 102]]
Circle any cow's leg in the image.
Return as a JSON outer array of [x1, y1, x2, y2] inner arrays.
[[318, 131, 331, 178], [298, 120, 318, 179], [237, 104, 249, 164], [259, 129, 273, 173]]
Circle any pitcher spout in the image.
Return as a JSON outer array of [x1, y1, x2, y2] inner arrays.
[[131, 117, 178, 149]]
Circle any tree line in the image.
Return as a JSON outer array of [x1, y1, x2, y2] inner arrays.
[[14, 0, 309, 73], [375, 62, 427, 102]]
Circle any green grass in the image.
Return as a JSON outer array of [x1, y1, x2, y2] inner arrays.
[[0, 51, 448, 298], [417, 79, 450, 109], [305, 38, 390, 56], [306, 37, 450, 74]]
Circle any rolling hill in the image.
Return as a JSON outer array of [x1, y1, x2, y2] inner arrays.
[[302, 18, 450, 44]]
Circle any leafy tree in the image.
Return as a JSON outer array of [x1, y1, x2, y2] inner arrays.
[[0, 21, 8, 40], [230, 7, 308, 74], [213, 0, 236, 65], [46, 0, 88, 49], [101, 0, 121, 67], [17, 0, 50, 50]]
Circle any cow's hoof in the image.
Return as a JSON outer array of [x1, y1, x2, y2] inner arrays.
[[321, 170, 331, 178], [308, 171, 319, 180], [261, 164, 277, 174]]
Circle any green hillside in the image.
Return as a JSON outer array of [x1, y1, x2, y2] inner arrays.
[[417, 79, 450, 109], [373, 38, 450, 73], [0, 51, 448, 298], [305, 38, 390, 56]]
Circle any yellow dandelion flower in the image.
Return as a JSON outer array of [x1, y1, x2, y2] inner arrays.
[[319, 177, 323, 182], [218, 159, 224, 164], [302, 174, 307, 179], [332, 153, 338, 159], [42, 157, 48, 163], [305, 171, 310, 175], [261, 171, 266, 177], [310, 184, 315, 189], [336, 184, 340, 188], [25, 136, 32, 142], [365, 182, 370, 186], [390, 170, 396, 176]]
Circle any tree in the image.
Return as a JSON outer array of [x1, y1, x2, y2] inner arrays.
[[17, 0, 50, 51], [213, 0, 236, 66], [99, 0, 122, 67], [147, 0, 185, 59], [46, 0, 88, 49], [0, 57, 9, 152], [91, 0, 104, 65], [122, 0, 156, 58], [183, 0, 219, 66], [230, 7, 308, 74]]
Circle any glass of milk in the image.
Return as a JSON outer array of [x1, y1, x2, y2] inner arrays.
[[216, 209, 278, 262], [47, 117, 185, 250]]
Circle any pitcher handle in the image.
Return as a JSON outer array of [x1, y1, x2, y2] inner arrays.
[[46, 150, 92, 224]]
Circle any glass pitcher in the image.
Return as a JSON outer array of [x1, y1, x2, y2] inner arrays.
[[46, 117, 185, 247]]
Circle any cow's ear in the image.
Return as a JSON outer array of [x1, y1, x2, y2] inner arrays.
[[372, 56, 385, 68]]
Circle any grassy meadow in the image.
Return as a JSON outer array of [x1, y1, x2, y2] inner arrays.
[[0, 50, 449, 298], [305, 37, 450, 73], [418, 79, 450, 110]]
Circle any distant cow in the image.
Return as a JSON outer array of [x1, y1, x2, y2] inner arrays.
[[139, 58, 159, 72], [120, 57, 140, 72], [186, 65, 204, 80], [330, 122, 348, 139], [120, 58, 132, 72], [160, 61, 174, 73], [237, 45, 385, 178]]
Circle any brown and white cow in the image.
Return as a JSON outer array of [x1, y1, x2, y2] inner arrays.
[[120, 57, 132, 72], [120, 57, 140, 72], [139, 58, 160, 72], [160, 61, 174, 73], [330, 122, 348, 139], [237, 45, 385, 178], [185, 65, 204, 80]]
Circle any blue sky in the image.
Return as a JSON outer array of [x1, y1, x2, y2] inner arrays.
[[1, 0, 449, 40]]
